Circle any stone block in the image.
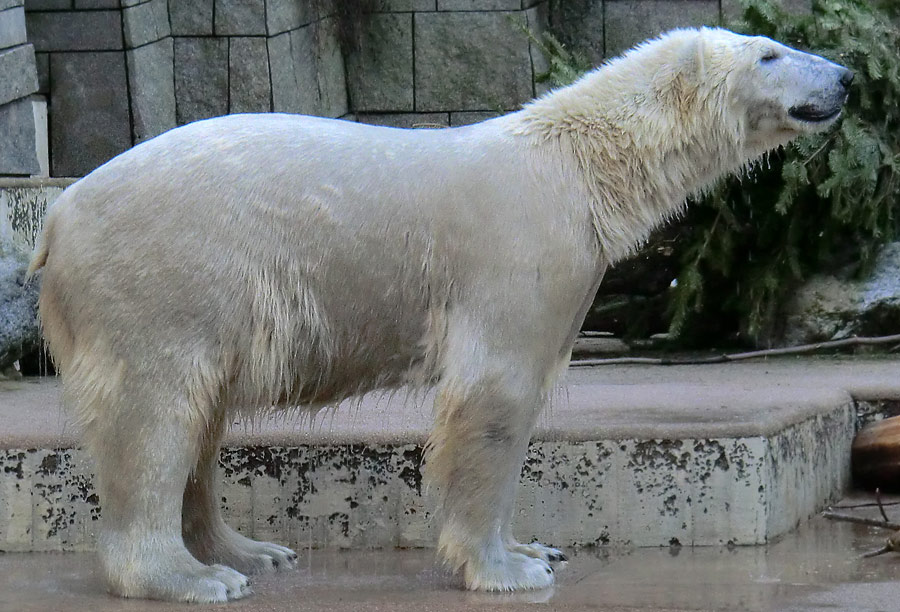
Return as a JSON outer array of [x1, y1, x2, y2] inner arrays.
[[0, 0, 22, 10], [127, 37, 175, 141], [0, 44, 38, 107], [357, 112, 449, 128], [123, 0, 170, 47], [722, 0, 811, 22], [0, 97, 40, 175], [547, 0, 603, 67], [265, 0, 312, 35], [269, 18, 347, 117], [346, 12, 413, 112], [526, 2, 550, 96], [173, 37, 227, 124], [604, 1, 719, 57], [215, 0, 265, 35], [311, 18, 348, 118], [449, 110, 500, 126], [34, 51, 48, 93], [0, 6, 26, 50], [168, 0, 212, 35], [26, 10, 123, 51], [74, 0, 119, 7], [370, 0, 434, 10], [50, 52, 131, 176], [415, 11, 533, 112], [31, 95, 47, 175], [229, 36, 270, 113], [437, 0, 518, 9], [266, 31, 293, 110], [23, 0, 67, 9]]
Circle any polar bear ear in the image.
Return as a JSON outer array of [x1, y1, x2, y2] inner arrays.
[[678, 29, 707, 81], [654, 31, 706, 104]]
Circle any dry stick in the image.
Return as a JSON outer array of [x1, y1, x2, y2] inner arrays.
[[833, 501, 900, 510], [571, 333, 900, 367], [862, 545, 893, 559], [876, 488, 891, 523], [821, 510, 900, 531]]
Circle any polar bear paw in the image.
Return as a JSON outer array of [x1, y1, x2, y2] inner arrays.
[[510, 541, 568, 565], [109, 562, 252, 603], [464, 551, 555, 591], [187, 527, 299, 575], [214, 538, 298, 575]]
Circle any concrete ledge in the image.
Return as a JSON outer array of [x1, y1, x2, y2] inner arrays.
[[2, 357, 899, 553]]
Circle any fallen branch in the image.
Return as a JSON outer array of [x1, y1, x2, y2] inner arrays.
[[833, 500, 900, 510], [821, 510, 900, 531], [571, 333, 900, 367], [876, 488, 890, 523]]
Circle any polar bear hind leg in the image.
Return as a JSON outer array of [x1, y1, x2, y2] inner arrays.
[[76, 360, 251, 603]]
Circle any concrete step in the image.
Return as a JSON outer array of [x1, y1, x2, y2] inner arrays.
[[2, 357, 899, 554]]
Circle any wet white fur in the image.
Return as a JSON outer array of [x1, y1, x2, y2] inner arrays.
[[29, 28, 843, 601]]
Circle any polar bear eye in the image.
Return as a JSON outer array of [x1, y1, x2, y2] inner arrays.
[[760, 51, 779, 63]]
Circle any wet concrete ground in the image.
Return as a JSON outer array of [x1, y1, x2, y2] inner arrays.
[[2, 509, 900, 612]]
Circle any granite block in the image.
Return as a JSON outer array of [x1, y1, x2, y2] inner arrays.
[[346, 12, 413, 112], [173, 37, 227, 124], [49, 51, 131, 176], [127, 37, 175, 141], [229, 36, 271, 113]]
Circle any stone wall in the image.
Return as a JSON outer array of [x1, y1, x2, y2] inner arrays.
[[0, 0, 809, 177], [0, 0, 44, 176], [24, 0, 347, 176]]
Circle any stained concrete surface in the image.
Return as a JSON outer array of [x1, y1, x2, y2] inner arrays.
[[5, 356, 900, 449], [1, 511, 899, 612]]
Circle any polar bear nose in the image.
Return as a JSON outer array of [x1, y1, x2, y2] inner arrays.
[[839, 69, 854, 90]]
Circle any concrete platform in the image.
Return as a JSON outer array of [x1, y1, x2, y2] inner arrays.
[[1, 357, 899, 555], [2, 509, 900, 612]]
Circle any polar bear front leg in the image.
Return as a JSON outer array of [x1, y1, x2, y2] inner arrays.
[[182, 409, 298, 575], [426, 375, 555, 591]]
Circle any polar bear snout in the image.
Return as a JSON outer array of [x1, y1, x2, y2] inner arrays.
[[782, 51, 853, 128]]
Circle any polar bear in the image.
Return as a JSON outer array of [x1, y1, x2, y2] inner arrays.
[[29, 27, 850, 601]]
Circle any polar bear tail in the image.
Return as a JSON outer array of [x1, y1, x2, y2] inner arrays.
[[27, 233, 49, 277]]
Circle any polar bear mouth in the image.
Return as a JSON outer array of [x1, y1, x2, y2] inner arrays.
[[788, 104, 842, 123]]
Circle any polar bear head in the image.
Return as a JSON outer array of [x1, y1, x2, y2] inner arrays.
[[695, 28, 853, 155], [514, 27, 854, 261]]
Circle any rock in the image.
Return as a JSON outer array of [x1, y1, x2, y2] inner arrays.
[[228, 36, 271, 114], [50, 51, 131, 176], [268, 19, 347, 117], [0, 44, 38, 107], [0, 234, 39, 371], [266, 0, 314, 36], [174, 37, 228, 124], [0, 5, 27, 51], [414, 11, 534, 112], [782, 243, 900, 345], [169, 0, 214, 36], [25, 10, 123, 52], [345, 12, 414, 113], [356, 112, 449, 129], [852, 415, 900, 492], [127, 38, 176, 142], [603, 1, 719, 58], [0, 97, 42, 176], [122, 0, 171, 48], [215, 0, 265, 35]]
